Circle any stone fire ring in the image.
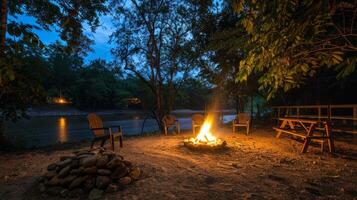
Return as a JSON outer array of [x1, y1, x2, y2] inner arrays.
[[183, 138, 227, 150]]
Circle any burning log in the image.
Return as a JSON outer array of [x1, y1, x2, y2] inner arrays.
[[184, 114, 227, 150]]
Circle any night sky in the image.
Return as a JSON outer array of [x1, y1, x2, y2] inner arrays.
[[14, 14, 115, 63]]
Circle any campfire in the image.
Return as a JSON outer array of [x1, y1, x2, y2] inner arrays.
[[184, 114, 226, 150]]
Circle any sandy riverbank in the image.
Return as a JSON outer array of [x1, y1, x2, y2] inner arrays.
[[0, 127, 356, 199]]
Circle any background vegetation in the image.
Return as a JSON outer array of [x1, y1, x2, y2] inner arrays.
[[1, 0, 356, 138]]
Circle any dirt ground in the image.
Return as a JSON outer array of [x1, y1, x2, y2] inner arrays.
[[0, 127, 356, 200]]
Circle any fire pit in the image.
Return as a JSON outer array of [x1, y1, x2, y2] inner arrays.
[[184, 114, 227, 150]]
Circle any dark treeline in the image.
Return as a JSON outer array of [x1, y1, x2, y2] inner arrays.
[[39, 43, 212, 110]]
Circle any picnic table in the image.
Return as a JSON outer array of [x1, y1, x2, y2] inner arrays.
[[273, 118, 334, 153]]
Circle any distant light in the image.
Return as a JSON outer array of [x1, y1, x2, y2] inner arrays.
[[52, 97, 70, 105]]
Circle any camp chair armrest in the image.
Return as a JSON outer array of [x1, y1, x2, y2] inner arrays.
[[105, 125, 123, 133]]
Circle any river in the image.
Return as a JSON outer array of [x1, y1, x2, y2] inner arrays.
[[4, 113, 236, 148]]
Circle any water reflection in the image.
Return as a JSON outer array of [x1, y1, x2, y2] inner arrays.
[[4, 113, 236, 148], [58, 117, 68, 143]]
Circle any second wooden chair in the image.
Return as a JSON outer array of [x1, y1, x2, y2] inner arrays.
[[162, 115, 180, 135], [87, 113, 123, 150], [192, 114, 204, 135], [232, 113, 251, 135]]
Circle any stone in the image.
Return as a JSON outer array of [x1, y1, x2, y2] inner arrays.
[[107, 157, 122, 169], [57, 159, 72, 169], [102, 151, 116, 156], [111, 164, 128, 179], [83, 176, 96, 192], [46, 186, 62, 196], [68, 188, 83, 198], [70, 159, 79, 168], [96, 176, 111, 189], [83, 166, 97, 174], [61, 175, 76, 186], [97, 169, 111, 176], [76, 150, 91, 156], [88, 189, 103, 200], [96, 155, 109, 168], [129, 167, 141, 180], [55, 166, 61, 173], [47, 176, 61, 186], [60, 188, 69, 197], [60, 156, 74, 161], [80, 156, 97, 167], [106, 184, 119, 193], [118, 176, 132, 185], [37, 176, 45, 183], [70, 169, 81, 175], [69, 176, 86, 189], [77, 154, 93, 159], [123, 160, 132, 168], [45, 170, 57, 179], [47, 163, 57, 171], [39, 149, 140, 198], [58, 165, 71, 178], [39, 183, 46, 192]]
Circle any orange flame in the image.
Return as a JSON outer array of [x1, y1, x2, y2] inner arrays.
[[193, 114, 217, 144]]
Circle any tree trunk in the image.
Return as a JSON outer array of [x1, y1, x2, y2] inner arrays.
[[250, 95, 254, 123], [0, 119, 5, 148], [0, 0, 7, 55], [167, 72, 174, 114], [235, 95, 240, 114]]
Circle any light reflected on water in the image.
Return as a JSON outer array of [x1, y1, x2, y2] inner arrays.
[[58, 117, 68, 143]]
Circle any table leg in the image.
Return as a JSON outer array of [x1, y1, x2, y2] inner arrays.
[[276, 120, 287, 138], [288, 121, 295, 129], [325, 122, 335, 153], [301, 124, 315, 153]]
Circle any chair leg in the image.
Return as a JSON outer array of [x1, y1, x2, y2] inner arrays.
[[246, 124, 249, 135], [100, 137, 107, 148], [90, 139, 95, 149], [119, 135, 123, 148], [178, 124, 180, 134], [110, 135, 115, 151]]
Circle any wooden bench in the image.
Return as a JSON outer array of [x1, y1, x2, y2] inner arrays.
[[272, 127, 307, 139], [274, 118, 334, 153]]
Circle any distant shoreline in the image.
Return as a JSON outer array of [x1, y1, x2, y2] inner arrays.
[[27, 107, 235, 117]]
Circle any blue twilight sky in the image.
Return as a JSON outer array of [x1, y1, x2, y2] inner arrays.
[[14, 14, 116, 63]]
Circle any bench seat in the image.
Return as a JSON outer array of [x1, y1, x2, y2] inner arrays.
[[273, 127, 328, 144], [273, 127, 307, 138]]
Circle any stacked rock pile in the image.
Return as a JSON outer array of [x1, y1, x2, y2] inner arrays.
[[38, 148, 141, 199]]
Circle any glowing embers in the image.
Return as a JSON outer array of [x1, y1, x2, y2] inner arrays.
[[184, 114, 226, 150]]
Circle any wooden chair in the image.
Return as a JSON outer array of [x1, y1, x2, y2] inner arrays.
[[192, 114, 204, 135], [162, 115, 180, 135], [232, 113, 251, 135], [87, 113, 123, 151]]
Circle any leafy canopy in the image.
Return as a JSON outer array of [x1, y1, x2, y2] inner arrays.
[[0, 0, 108, 122], [234, 0, 357, 98]]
